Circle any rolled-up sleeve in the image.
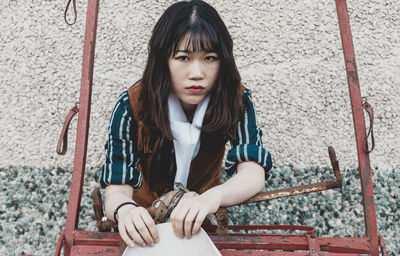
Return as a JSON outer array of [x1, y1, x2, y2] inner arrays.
[[224, 89, 272, 178], [100, 91, 142, 188]]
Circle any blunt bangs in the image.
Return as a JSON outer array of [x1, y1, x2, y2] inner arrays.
[[169, 21, 221, 56]]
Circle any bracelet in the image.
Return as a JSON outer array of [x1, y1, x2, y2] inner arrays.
[[113, 202, 137, 225]]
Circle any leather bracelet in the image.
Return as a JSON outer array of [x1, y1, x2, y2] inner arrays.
[[113, 202, 137, 225]]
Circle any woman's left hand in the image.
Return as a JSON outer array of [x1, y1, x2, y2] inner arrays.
[[170, 189, 221, 239]]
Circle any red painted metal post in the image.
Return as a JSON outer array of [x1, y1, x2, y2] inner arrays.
[[334, 0, 379, 254], [63, 0, 100, 255]]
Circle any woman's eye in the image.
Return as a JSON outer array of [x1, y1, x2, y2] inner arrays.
[[205, 56, 218, 62], [177, 56, 189, 61]]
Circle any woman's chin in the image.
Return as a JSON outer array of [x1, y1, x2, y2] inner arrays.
[[179, 96, 205, 110], [185, 94, 207, 103]]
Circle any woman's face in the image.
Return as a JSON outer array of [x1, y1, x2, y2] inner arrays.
[[168, 34, 220, 112]]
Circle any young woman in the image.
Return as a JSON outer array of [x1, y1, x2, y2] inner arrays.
[[100, 0, 272, 248]]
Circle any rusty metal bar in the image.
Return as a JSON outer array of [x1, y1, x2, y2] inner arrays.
[[334, 0, 379, 254], [220, 252, 363, 256], [241, 146, 342, 205], [63, 0, 100, 255], [73, 231, 122, 246], [242, 149, 340, 204], [242, 179, 341, 204], [71, 245, 119, 256], [378, 235, 388, 256], [211, 235, 370, 254], [54, 230, 65, 256], [328, 146, 341, 181], [209, 225, 314, 232]]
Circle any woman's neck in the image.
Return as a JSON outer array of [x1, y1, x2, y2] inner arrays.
[[179, 100, 197, 122]]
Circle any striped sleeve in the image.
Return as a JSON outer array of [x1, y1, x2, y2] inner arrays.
[[99, 91, 142, 188], [224, 89, 272, 178]]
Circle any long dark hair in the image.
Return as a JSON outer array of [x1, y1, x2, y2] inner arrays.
[[139, 0, 244, 140]]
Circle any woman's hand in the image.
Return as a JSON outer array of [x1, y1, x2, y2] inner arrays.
[[117, 205, 159, 248], [170, 189, 221, 239]]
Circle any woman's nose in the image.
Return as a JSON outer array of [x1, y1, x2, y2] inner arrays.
[[188, 61, 204, 80]]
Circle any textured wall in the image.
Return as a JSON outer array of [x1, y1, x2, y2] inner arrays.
[[1, 0, 399, 171]]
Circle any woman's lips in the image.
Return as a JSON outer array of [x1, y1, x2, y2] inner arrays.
[[187, 85, 205, 93]]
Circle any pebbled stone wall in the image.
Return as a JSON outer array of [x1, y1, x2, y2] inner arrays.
[[1, 0, 399, 171]]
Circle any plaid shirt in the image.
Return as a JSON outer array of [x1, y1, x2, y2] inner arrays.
[[100, 88, 272, 188]]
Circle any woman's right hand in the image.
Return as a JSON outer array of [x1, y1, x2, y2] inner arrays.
[[117, 205, 159, 248]]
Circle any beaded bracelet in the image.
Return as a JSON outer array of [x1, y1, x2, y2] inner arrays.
[[113, 202, 137, 225]]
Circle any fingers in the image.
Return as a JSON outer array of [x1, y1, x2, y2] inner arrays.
[[170, 202, 188, 239], [119, 221, 136, 248], [192, 210, 207, 235], [141, 210, 159, 243], [118, 207, 159, 247], [134, 217, 156, 246], [171, 198, 208, 239], [184, 208, 199, 239], [124, 221, 146, 247]]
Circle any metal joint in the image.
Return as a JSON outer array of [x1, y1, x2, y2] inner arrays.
[[305, 230, 321, 256]]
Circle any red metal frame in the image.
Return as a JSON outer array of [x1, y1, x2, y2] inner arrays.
[[56, 0, 386, 255], [335, 0, 379, 253], [62, 0, 100, 254]]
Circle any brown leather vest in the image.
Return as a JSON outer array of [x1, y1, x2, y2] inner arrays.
[[127, 81, 229, 208]]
